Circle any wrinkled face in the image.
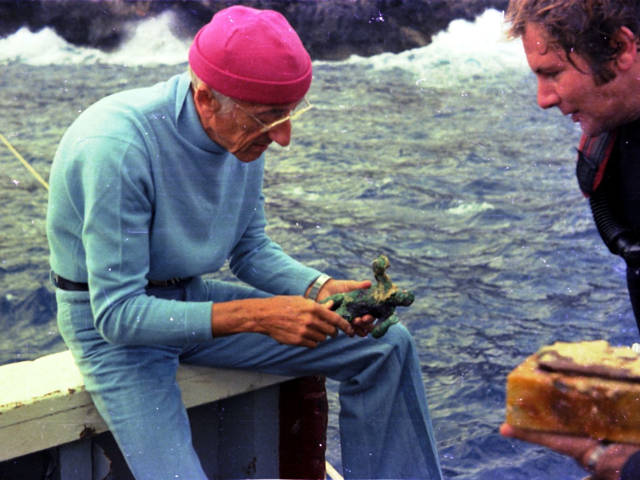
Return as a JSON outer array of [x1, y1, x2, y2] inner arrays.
[[522, 23, 624, 136], [195, 88, 297, 163]]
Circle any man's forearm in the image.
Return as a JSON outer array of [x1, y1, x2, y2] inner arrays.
[[210, 298, 266, 337]]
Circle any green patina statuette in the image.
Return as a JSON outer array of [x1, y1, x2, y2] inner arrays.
[[322, 254, 414, 338]]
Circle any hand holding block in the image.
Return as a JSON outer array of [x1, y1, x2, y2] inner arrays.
[[505, 340, 640, 444]]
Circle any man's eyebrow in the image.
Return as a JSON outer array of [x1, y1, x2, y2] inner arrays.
[[265, 107, 289, 114], [534, 65, 559, 75], [255, 106, 290, 117]]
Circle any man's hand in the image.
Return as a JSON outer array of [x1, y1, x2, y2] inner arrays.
[[500, 423, 640, 480], [212, 295, 356, 348], [317, 279, 376, 337]]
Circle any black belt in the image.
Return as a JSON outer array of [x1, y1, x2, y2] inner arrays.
[[51, 272, 191, 291], [51, 272, 88, 291], [147, 277, 193, 288]]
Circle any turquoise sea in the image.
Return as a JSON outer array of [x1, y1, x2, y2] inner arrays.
[[1, 9, 638, 479]]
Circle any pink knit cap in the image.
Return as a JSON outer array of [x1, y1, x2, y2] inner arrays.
[[188, 6, 312, 104]]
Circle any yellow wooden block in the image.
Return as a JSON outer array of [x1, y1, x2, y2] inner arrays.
[[505, 340, 640, 444]]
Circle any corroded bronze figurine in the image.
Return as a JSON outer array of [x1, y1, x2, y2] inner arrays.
[[322, 254, 414, 338]]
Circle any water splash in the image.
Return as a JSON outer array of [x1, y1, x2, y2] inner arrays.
[[339, 9, 529, 86], [0, 8, 523, 75], [0, 11, 190, 66]]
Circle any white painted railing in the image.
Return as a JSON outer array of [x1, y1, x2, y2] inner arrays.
[[0, 350, 291, 478]]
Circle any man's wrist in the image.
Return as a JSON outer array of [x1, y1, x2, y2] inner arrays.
[[305, 274, 332, 301]]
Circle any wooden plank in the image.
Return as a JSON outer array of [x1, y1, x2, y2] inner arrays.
[[0, 351, 85, 413], [0, 350, 290, 462]]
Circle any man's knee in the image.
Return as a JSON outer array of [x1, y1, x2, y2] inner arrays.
[[380, 323, 416, 355]]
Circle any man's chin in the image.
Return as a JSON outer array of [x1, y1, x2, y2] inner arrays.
[[579, 118, 619, 138], [233, 150, 263, 163], [579, 121, 603, 137], [234, 143, 269, 162], [234, 153, 261, 163]]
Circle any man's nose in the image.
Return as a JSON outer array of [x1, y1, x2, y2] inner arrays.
[[267, 120, 292, 147], [537, 79, 560, 109]]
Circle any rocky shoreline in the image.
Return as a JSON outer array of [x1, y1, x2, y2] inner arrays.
[[1, 0, 508, 60]]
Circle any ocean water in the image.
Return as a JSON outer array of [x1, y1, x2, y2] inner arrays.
[[1, 9, 638, 479]]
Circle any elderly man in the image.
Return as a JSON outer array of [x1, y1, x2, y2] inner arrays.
[[46, 5, 442, 479], [501, 1, 640, 478]]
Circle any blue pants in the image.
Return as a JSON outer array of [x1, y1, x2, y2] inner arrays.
[[55, 278, 443, 479]]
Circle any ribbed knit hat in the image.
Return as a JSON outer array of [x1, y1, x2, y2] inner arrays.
[[188, 6, 312, 104]]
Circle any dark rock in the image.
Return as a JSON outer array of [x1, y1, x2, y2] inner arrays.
[[1, 0, 508, 60]]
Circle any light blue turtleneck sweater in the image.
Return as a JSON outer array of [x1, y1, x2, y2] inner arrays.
[[46, 72, 321, 346]]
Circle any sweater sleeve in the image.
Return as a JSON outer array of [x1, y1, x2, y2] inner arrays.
[[228, 193, 322, 296], [75, 136, 213, 345]]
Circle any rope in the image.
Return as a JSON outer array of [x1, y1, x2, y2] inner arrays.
[[326, 460, 344, 480], [0, 132, 49, 191]]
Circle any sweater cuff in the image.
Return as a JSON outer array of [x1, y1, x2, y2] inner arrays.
[[187, 301, 215, 342]]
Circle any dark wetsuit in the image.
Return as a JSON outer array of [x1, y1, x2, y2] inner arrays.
[[596, 118, 640, 330], [623, 449, 640, 480], [578, 120, 640, 480], [610, 120, 640, 480]]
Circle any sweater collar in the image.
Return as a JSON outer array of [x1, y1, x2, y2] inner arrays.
[[176, 72, 228, 155]]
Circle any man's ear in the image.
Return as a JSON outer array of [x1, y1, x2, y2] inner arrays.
[[192, 85, 221, 117], [613, 26, 638, 71]]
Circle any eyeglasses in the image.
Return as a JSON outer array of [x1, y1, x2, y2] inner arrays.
[[231, 97, 314, 133]]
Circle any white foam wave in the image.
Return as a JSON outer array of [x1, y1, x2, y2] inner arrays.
[[0, 11, 190, 66], [338, 9, 529, 85], [447, 201, 495, 216], [0, 8, 524, 74], [106, 12, 190, 66]]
